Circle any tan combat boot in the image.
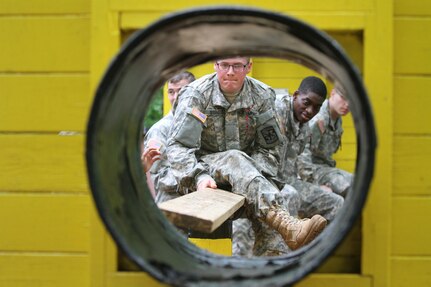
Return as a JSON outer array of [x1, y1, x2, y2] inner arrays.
[[265, 209, 327, 250]]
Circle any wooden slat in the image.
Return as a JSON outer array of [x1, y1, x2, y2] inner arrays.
[[334, 160, 356, 174], [108, 272, 166, 287], [158, 188, 245, 233], [0, 17, 90, 72], [189, 238, 232, 256], [394, 0, 431, 16], [0, 74, 91, 132], [0, 193, 90, 252], [0, 0, 90, 14], [394, 76, 431, 134], [393, 136, 431, 196], [391, 257, 431, 287], [392, 197, 431, 255], [253, 59, 322, 79], [328, 31, 364, 72], [0, 134, 88, 193], [111, 0, 373, 12], [0, 253, 89, 287], [394, 18, 431, 75], [120, 12, 166, 29], [296, 274, 371, 287]]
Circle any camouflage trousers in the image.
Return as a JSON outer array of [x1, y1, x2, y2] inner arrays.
[[245, 179, 344, 257], [287, 177, 344, 222], [310, 165, 353, 197], [200, 150, 296, 257], [231, 183, 301, 257], [200, 150, 286, 219]]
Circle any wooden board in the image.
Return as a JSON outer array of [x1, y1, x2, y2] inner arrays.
[[158, 188, 245, 233]]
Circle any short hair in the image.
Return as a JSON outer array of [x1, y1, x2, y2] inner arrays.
[[333, 84, 346, 97], [215, 56, 251, 63], [168, 71, 195, 85], [298, 76, 327, 99]]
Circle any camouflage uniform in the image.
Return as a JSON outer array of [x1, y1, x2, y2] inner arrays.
[[274, 94, 344, 222], [167, 73, 291, 256], [143, 112, 180, 204], [297, 100, 353, 197]]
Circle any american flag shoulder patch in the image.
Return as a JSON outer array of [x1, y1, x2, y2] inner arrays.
[[147, 138, 163, 150], [191, 107, 207, 124]]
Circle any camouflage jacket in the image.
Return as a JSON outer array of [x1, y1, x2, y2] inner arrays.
[[143, 112, 178, 193], [274, 94, 311, 185], [167, 73, 282, 193], [297, 99, 343, 180]]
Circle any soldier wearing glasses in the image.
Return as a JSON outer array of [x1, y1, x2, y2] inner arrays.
[[167, 57, 327, 256]]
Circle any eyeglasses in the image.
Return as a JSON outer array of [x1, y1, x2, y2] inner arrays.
[[216, 62, 249, 72]]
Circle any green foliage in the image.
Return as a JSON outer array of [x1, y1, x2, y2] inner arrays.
[[143, 88, 164, 132]]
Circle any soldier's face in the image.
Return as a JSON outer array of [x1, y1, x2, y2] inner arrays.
[[329, 89, 350, 116], [293, 91, 324, 124], [214, 57, 251, 95], [167, 79, 191, 106]]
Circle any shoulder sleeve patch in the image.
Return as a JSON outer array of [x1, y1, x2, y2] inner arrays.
[[191, 107, 207, 124], [318, 119, 325, 134]]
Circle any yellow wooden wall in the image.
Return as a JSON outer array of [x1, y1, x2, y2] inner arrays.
[[0, 0, 430, 286], [391, 1, 431, 286], [0, 1, 92, 287]]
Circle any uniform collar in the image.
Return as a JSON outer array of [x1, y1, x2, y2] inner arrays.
[[211, 75, 254, 111]]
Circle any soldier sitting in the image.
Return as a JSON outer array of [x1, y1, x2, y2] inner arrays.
[[167, 57, 327, 255], [297, 86, 353, 197]]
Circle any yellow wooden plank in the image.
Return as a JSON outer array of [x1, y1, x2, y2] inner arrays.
[[333, 142, 357, 160], [0, 0, 90, 14], [334, 160, 355, 174], [393, 137, 431, 196], [296, 274, 371, 287], [108, 272, 167, 287], [189, 238, 232, 256], [111, 0, 373, 12], [361, 2, 393, 286], [0, 193, 90, 252], [0, 17, 90, 72], [120, 12, 166, 29], [0, 253, 89, 287], [0, 74, 91, 132], [394, 0, 431, 16], [253, 59, 322, 79], [120, 10, 366, 31], [90, 1, 122, 286], [394, 76, 431, 134], [392, 197, 431, 255], [391, 257, 431, 287], [328, 31, 364, 72], [394, 18, 431, 75], [0, 134, 88, 193]]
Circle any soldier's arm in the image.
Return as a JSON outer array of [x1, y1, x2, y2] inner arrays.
[[250, 90, 282, 178], [167, 88, 211, 194]]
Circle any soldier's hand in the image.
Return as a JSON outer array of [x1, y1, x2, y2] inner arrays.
[[197, 177, 217, 191], [141, 147, 161, 172]]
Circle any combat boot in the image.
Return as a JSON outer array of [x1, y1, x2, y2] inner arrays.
[[265, 209, 327, 250]]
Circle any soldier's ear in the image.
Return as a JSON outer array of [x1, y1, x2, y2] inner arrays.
[[245, 61, 253, 74]]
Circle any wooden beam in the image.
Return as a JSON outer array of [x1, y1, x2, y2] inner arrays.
[[158, 188, 245, 233]]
